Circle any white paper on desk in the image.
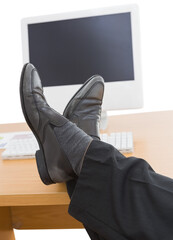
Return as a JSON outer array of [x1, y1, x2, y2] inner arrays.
[[0, 133, 15, 149], [0, 132, 33, 149]]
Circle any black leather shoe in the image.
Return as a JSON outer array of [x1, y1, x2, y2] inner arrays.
[[63, 75, 104, 140], [20, 63, 92, 185]]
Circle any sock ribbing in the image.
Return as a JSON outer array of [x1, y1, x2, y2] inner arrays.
[[54, 121, 92, 175]]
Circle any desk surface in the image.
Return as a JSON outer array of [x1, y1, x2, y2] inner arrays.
[[1, 110, 173, 207]]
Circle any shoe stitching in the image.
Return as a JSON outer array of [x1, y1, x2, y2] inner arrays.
[[63, 75, 102, 115], [68, 81, 104, 119]]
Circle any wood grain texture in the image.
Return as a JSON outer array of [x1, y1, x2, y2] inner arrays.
[[0, 207, 15, 240], [11, 205, 83, 229]]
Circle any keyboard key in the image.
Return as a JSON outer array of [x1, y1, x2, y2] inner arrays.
[[100, 132, 133, 153], [2, 132, 39, 160]]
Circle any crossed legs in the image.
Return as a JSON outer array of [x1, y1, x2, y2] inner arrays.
[[20, 63, 173, 240]]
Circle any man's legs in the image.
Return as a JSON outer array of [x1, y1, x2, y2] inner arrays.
[[20, 64, 173, 239], [67, 140, 173, 240], [67, 178, 105, 240]]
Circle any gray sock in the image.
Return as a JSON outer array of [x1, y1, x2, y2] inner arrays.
[[90, 135, 100, 141], [54, 121, 92, 176]]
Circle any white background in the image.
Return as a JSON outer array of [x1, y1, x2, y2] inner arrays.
[[1, 0, 173, 239]]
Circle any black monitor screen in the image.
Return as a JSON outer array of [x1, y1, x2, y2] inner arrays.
[[28, 12, 134, 87]]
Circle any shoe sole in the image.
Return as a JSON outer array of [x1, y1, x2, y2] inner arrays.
[[20, 64, 54, 185]]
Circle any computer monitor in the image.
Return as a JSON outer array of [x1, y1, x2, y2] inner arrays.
[[21, 4, 143, 114]]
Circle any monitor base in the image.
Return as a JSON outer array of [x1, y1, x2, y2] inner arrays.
[[100, 111, 108, 130]]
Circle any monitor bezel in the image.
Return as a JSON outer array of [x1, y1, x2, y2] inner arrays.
[[21, 4, 143, 113]]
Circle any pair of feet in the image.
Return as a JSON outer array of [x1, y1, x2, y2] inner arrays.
[[20, 63, 104, 184]]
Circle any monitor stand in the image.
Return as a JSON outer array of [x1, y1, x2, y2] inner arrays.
[[100, 111, 108, 130]]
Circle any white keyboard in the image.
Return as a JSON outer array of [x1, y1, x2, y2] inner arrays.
[[2, 132, 39, 160], [100, 132, 133, 153], [2, 131, 133, 160]]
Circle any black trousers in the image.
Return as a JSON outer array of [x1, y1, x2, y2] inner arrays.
[[66, 140, 173, 240]]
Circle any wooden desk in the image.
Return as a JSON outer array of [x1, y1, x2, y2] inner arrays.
[[1, 111, 173, 240]]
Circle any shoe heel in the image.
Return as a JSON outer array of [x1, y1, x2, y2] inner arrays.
[[35, 150, 54, 185]]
